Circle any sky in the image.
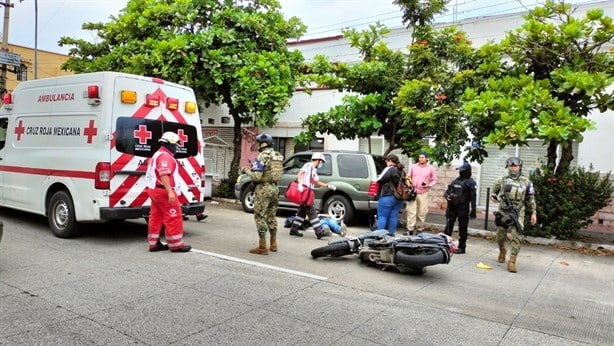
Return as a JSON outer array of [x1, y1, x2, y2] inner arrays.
[[4, 0, 605, 55]]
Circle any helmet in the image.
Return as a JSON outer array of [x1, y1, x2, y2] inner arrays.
[[158, 131, 180, 145], [311, 152, 326, 162], [505, 157, 523, 168], [456, 161, 471, 172], [505, 157, 522, 178], [256, 133, 273, 146], [456, 161, 472, 179]]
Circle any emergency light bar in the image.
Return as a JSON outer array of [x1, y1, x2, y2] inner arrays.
[[86, 85, 101, 106], [185, 101, 197, 114], [2, 93, 13, 110], [146, 94, 160, 107], [166, 97, 179, 111], [121, 90, 137, 104]]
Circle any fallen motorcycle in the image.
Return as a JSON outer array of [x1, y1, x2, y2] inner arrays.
[[311, 229, 456, 275]]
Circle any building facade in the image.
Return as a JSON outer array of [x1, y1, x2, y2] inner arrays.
[[203, 1, 613, 226]]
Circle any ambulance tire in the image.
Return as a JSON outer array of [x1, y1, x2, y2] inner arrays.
[[48, 191, 80, 238]]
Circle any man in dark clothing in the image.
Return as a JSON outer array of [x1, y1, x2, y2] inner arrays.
[[443, 161, 477, 254]]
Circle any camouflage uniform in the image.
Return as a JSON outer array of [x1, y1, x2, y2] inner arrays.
[[247, 147, 284, 253], [492, 174, 536, 256]]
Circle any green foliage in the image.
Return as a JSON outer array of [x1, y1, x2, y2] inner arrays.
[[301, 9, 483, 162], [214, 179, 236, 199], [58, 0, 306, 180], [525, 166, 612, 240], [464, 0, 613, 175]]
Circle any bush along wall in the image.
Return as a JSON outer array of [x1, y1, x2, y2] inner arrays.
[[524, 166, 612, 240]]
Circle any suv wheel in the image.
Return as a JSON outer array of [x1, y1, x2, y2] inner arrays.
[[241, 189, 255, 213], [323, 195, 354, 225]]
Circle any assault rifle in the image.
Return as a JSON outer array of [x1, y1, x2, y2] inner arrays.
[[499, 184, 524, 235]]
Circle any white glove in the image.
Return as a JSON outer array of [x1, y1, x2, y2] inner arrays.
[[297, 184, 304, 192], [327, 184, 336, 191]]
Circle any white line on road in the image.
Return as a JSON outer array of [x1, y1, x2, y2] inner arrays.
[[192, 249, 328, 281]]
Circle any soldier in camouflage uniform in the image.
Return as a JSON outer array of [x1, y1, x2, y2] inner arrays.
[[491, 157, 538, 273], [246, 133, 284, 255]]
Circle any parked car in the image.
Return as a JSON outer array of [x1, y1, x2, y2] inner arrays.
[[234, 151, 386, 224]]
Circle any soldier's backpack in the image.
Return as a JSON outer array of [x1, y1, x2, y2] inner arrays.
[[444, 177, 468, 206], [268, 150, 284, 183]]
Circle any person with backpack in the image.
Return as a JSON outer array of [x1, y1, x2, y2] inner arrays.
[[245, 133, 284, 255], [443, 161, 477, 254], [375, 154, 406, 236]]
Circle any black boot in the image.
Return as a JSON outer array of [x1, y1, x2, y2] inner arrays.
[[454, 247, 466, 254], [289, 227, 303, 237]]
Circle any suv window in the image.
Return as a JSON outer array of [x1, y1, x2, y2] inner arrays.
[[283, 154, 311, 175], [372, 155, 386, 175], [337, 154, 369, 178]]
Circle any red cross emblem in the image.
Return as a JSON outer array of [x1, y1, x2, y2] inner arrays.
[[14, 119, 25, 141], [177, 129, 188, 147], [134, 125, 152, 144], [84, 120, 98, 144]]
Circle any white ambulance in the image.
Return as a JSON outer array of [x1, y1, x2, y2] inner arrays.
[[0, 72, 205, 238]]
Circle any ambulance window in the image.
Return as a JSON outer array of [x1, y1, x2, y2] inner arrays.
[[115, 117, 199, 158], [0, 118, 7, 150]]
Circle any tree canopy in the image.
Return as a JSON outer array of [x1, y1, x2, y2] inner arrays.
[[299, 0, 612, 170], [464, 0, 613, 175], [59, 0, 306, 182], [298, 0, 484, 163]]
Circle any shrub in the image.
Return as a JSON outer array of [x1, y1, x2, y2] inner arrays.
[[214, 179, 236, 199], [525, 166, 612, 240]]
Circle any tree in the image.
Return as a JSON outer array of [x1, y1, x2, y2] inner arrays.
[[58, 0, 306, 184], [463, 0, 613, 175], [298, 0, 485, 163]]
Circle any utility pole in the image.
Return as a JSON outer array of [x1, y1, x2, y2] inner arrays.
[[0, 0, 13, 94]]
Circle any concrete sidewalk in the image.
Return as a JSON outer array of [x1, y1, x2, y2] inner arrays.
[[422, 208, 614, 253]]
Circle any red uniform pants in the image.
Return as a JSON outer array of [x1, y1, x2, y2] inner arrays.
[[147, 187, 185, 251]]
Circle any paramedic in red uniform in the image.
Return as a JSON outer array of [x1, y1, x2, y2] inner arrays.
[[146, 131, 191, 253]]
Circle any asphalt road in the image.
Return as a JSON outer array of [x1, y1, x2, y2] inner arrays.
[[0, 201, 612, 345]]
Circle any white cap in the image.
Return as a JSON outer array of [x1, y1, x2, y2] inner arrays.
[[311, 152, 326, 162], [158, 131, 180, 145]]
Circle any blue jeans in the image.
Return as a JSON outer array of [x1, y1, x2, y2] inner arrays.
[[320, 217, 341, 234], [376, 195, 403, 236]]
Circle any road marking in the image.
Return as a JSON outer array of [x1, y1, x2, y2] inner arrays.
[[191, 249, 328, 281]]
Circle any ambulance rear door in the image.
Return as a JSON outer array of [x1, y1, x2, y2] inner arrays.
[[108, 75, 204, 214]]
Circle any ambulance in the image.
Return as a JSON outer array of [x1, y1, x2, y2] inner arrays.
[[0, 72, 205, 238]]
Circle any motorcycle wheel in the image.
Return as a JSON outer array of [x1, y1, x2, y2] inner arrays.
[[395, 248, 447, 267], [311, 242, 352, 258]]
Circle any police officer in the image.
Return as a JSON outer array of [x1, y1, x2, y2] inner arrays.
[[443, 161, 477, 254], [246, 133, 284, 255], [491, 157, 538, 272]]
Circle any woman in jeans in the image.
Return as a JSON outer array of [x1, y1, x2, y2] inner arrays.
[[376, 154, 405, 236]]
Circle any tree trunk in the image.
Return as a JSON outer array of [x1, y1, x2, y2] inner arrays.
[[229, 111, 242, 184], [546, 142, 558, 172], [556, 140, 574, 176]]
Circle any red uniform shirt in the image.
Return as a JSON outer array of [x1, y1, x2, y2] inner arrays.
[[153, 147, 178, 187]]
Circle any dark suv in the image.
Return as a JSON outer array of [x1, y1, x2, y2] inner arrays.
[[234, 151, 386, 224]]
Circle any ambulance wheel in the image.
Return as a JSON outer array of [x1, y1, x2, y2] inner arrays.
[[48, 191, 79, 238]]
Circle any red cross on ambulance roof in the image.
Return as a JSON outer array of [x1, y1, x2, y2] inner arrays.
[[134, 125, 152, 145]]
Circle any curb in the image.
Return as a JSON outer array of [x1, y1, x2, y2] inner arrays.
[[427, 222, 614, 253]]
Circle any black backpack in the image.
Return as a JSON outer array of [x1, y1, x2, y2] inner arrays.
[[444, 177, 468, 206]]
